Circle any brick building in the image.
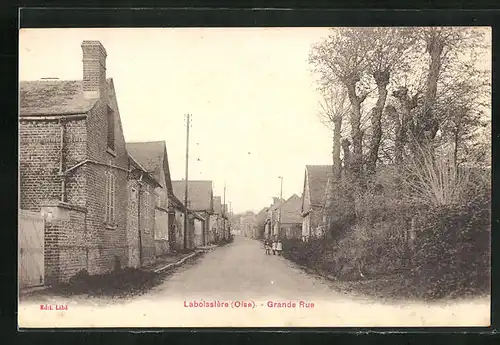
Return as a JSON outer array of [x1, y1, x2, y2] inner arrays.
[[264, 197, 285, 239], [277, 194, 302, 239], [211, 196, 223, 243], [172, 180, 214, 247], [127, 154, 160, 267], [20, 40, 132, 284], [126, 141, 180, 256]]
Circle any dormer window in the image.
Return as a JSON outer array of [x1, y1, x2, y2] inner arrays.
[[107, 106, 115, 151]]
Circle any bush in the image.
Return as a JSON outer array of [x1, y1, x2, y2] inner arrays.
[[283, 162, 490, 300], [410, 192, 491, 299], [62, 268, 160, 297], [282, 236, 328, 268]]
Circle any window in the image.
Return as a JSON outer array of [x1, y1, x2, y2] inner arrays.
[[144, 191, 150, 232], [107, 106, 115, 151], [105, 170, 116, 224]]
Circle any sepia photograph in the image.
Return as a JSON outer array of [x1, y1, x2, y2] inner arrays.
[[18, 26, 491, 328]]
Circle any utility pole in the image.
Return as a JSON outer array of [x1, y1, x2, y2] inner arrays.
[[183, 114, 191, 250], [278, 176, 283, 239], [223, 181, 226, 240], [229, 201, 232, 237]]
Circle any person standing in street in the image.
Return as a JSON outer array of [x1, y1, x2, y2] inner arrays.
[[264, 239, 271, 255], [272, 240, 277, 255], [276, 239, 283, 256]]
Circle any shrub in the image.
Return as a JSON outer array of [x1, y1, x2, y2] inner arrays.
[[64, 267, 160, 297], [405, 151, 473, 207], [282, 236, 327, 268], [284, 160, 490, 299], [410, 192, 491, 299]]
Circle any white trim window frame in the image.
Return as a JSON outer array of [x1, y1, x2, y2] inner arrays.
[[144, 190, 150, 233], [105, 170, 116, 225]]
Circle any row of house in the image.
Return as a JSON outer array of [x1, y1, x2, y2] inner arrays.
[[263, 194, 302, 240], [259, 165, 333, 241], [18, 40, 230, 288]]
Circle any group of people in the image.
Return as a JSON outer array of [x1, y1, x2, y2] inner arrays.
[[264, 238, 283, 256]]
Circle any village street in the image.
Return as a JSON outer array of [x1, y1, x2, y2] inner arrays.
[[18, 235, 489, 328]]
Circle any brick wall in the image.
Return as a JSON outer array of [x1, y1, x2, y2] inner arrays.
[[126, 174, 156, 267], [139, 184, 156, 266], [19, 119, 87, 211], [40, 205, 88, 284], [84, 86, 130, 274], [126, 180, 140, 268], [20, 118, 90, 285]]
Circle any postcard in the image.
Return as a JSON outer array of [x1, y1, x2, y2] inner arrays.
[[18, 26, 491, 328]]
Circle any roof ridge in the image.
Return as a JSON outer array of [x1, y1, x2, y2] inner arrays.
[[20, 79, 82, 83], [126, 140, 165, 144]]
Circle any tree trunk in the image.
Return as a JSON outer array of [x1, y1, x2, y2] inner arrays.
[[393, 87, 418, 165], [367, 70, 390, 174], [417, 29, 444, 150], [346, 84, 364, 177], [386, 105, 404, 165], [332, 116, 342, 180], [341, 138, 352, 173]]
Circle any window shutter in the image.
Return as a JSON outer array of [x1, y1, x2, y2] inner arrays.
[[144, 192, 147, 231], [111, 174, 116, 223], [105, 171, 110, 222]]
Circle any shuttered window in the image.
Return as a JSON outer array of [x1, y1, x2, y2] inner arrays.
[[144, 191, 150, 232]]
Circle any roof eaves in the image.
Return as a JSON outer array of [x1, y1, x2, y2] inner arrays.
[[128, 154, 148, 172], [19, 112, 89, 118]]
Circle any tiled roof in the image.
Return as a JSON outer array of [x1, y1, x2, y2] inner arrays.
[[213, 196, 222, 214], [306, 165, 333, 207], [126, 141, 167, 188], [19, 79, 110, 116], [279, 194, 302, 224], [128, 154, 147, 172], [172, 180, 213, 212]]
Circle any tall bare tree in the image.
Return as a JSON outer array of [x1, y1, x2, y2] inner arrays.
[[309, 28, 372, 178], [364, 28, 417, 173], [317, 86, 350, 180], [411, 27, 486, 152]]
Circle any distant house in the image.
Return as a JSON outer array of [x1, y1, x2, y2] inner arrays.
[[222, 204, 230, 239], [240, 211, 256, 238], [254, 207, 269, 239], [264, 197, 285, 238], [301, 165, 333, 240], [278, 194, 302, 239], [126, 141, 177, 256], [168, 194, 187, 251], [127, 154, 161, 267], [211, 196, 223, 242], [172, 180, 214, 247], [19, 41, 131, 284]]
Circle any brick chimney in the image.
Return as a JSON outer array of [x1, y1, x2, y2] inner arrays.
[[81, 40, 107, 99]]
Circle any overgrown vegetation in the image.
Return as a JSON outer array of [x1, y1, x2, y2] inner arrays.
[[218, 234, 234, 245], [52, 268, 164, 298], [287, 27, 491, 300]]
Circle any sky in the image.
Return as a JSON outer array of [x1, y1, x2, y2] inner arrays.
[[19, 28, 334, 214]]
